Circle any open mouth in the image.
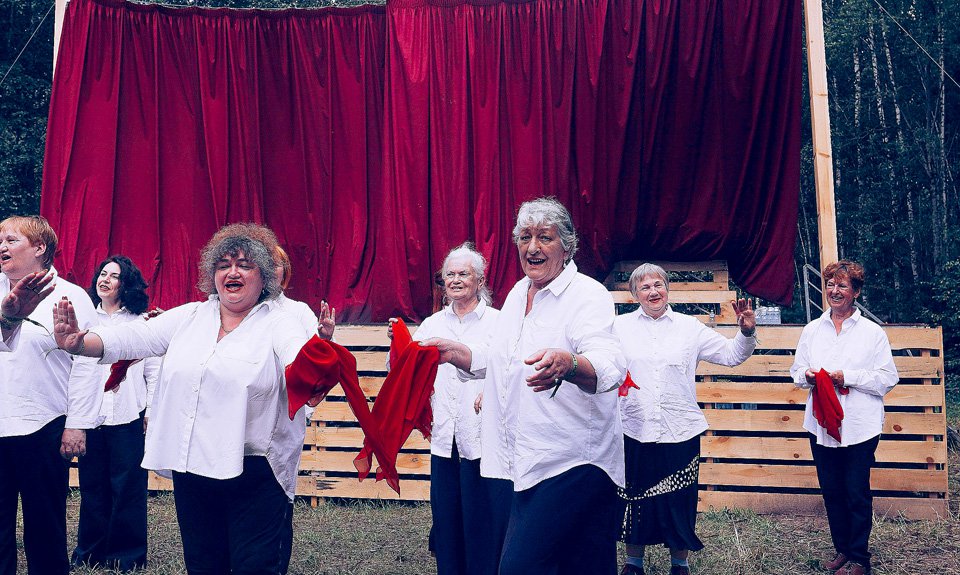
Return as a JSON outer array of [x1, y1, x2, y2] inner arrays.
[[527, 257, 546, 266], [224, 280, 244, 292], [0, 254, 10, 264]]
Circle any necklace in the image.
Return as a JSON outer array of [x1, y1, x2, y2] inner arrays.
[[220, 321, 235, 334]]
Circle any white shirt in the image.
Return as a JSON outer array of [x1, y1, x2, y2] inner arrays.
[[95, 307, 160, 426], [93, 297, 310, 500], [413, 299, 498, 460], [468, 262, 626, 491], [614, 306, 756, 443], [0, 269, 103, 436], [790, 309, 898, 447], [276, 293, 318, 337]]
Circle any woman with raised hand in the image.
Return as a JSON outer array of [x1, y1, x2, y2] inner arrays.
[[52, 223, 335, 575], [422, 198, 627, 575], [0, 215, 102, 575], [273, 245, 335, 339], [790, 260, 897, 575], [72, 255, 159, 572], [614, 263, 757, 575]]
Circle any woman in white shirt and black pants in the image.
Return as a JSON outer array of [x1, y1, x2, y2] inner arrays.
[[423, 198, 627, 575], [53, 223, 335, 575], [791, 261, 897, 575], [72, 255, 159, 572], [614, 263, 756, 575]]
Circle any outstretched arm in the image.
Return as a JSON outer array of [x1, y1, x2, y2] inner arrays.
[[53, 297, 105, 358]]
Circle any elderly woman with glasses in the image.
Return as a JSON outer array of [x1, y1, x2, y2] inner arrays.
[[0, 215, 101, 575], [389, 242, 508, 575], [423, 198, 626, 575], [615, 263, 757, 575], [51, 223, 336, 575], [790, 260, 897, 575]]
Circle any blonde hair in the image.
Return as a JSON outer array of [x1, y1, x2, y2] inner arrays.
[[0, 215, 57, 268]]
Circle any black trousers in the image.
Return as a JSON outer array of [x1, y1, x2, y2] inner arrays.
[[0, 416, 70, 575], [73, 412, 148, 571], [430, 440, 513, 575], [172, 456, 293, 575], [810, 434, 880, 568], [499, 464, 622, 575]]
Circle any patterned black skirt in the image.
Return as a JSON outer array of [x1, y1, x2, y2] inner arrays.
[[619, 434, 704, 552]]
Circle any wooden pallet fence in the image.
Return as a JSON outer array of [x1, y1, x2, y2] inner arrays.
[[65, 262, 948, 519]]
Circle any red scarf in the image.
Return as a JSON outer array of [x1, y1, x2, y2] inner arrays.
[[811, 368, 849, 442], [285, 336, 393, 488], [354, 319, 440, 495], [618, 371, 639, 397]]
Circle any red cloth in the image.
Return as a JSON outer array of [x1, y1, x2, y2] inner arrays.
[[811, 368, 850, 442], [618, 371, 640, 397], [104, 359, 138, 392], [285, 335, 395, 488], [43, 0, 801, 321], [353, 321, 440, 495]]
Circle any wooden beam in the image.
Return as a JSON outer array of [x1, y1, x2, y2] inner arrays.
[[53, 0, 68, 77], [804, 0, 839, 309]]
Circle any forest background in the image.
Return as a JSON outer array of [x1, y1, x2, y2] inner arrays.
[[2, 0, 958, 406]]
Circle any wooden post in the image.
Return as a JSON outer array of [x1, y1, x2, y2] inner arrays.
[[804, 0, 839, 309], [53, 0, 68, 77]]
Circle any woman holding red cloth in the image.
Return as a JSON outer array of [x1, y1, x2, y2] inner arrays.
[[422, 198, 626, 575], [790, 260, 898, 575], [51, 223, 336, 575], [390, 242, 510, 575]]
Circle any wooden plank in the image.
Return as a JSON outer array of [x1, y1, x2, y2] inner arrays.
[[703, 409, 943, 435], [355, 351, 389, 372], [700, 436, 946, 465], [699, 463, 947, 492], [607, 280, 728, 292], [295, 475, 430, 501], [315, 376, 385, 399], [696, 355, 942, 379], [611, 290, 736, 305], [613, 260, 727, 274], [306, 425, 431, 450], [698, 491, 947, 520], [300, 450, 430, 475], [694, 381, 944, 407], [335, 324, 421, 347], [710, 325, 942, 351]]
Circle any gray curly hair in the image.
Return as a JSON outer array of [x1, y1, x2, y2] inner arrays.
[[441, 242, 492, 305], [511, 197, 578, 263], [198, 223, 281, 303]]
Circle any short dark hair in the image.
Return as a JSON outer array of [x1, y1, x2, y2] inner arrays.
[[823, 259, 865, 293], [87, 255, 150, 315]]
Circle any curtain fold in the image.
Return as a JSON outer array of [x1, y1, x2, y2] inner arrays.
[[42, 0, 800, 321]]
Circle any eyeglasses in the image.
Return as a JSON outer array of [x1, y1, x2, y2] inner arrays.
[[444, 271, 473, 280], [637, 282, 666, 293]]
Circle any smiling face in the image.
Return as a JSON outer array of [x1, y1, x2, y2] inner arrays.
[[443, 255, 480, 304], [825, 274, 860, 317], [0, 225, 46, 280], [634, 273, 670, 319], [517, 224, 567, 289], [96, 261, 122, 307], [214, 251, 264, 314]]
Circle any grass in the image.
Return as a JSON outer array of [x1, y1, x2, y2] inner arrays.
[[15, 399, 960, 574], [15, 462, 959, 575]]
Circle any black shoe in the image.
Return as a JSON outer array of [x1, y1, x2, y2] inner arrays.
[[620, 564, 644, 575]]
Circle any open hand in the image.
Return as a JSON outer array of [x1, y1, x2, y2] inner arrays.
[[318, 301, 336, 340], [2, 271, 55, 320], [53, 297, 87, 354], [731, 298, 756, 335]]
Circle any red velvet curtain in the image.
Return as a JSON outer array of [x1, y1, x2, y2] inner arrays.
[[42, 0, 800, 321]]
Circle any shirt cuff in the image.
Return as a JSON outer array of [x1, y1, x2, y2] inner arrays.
[[65, 414, 106, 430], [90, 326, 122, 364], [582, 351, 624, 394]]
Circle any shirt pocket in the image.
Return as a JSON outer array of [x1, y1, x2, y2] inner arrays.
[[214, 348, 274, 400], [523, 316, 569, 353]]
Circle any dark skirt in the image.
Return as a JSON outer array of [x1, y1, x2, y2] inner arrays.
[[619, 434, 704, 552]]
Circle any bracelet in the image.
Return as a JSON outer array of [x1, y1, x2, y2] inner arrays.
[[565, 352, 579, 379], [0, 314, 24, 330]]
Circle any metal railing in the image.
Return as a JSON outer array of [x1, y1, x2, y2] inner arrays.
[[802, 264, 885, 324]]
